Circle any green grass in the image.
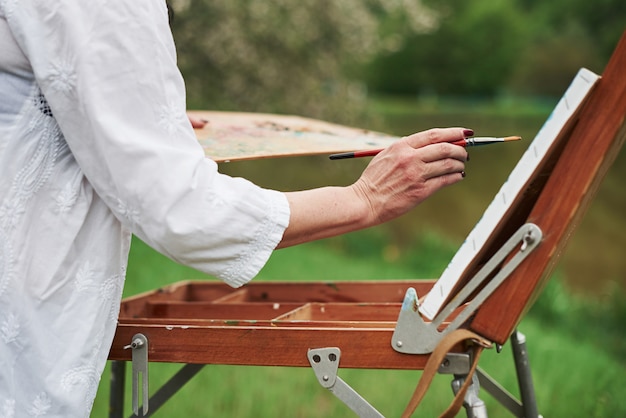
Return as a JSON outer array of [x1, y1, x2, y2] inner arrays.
[[92, 235, 626, 417]]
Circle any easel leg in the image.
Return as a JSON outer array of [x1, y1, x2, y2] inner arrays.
[[109, 361, 126, 418], [453, 330, 541, 417], [511, 330, 540, 418]]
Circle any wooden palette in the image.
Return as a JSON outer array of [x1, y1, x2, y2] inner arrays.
[[189, 110, 398, 162]]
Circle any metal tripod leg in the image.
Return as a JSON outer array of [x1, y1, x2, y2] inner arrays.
[[110, 361, 126, 418], [511, 330, 540, 418], [471, 330, 541, 418], [451, 373, 488, 418], [439, 351, 488, 418]]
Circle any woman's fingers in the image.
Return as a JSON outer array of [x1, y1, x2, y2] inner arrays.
[[352, 126, 473, 225], [403, 127, 473, 149], [419, 141, 469, 163], [422, 157, 466, 181], [188, 114, 208, 129], [402, 128, 470, 181], [418, 142, 467, 179]]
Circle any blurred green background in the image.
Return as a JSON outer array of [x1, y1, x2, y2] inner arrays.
[[93, 1, 625, 416]]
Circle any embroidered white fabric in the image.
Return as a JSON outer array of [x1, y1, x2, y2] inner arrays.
[[0, 1, 290, 416]]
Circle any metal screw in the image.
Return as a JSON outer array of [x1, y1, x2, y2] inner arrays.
[[322, 375, 329, 382], [131, 338, 144, 349], [396, 340, 403, 348], [124, 338, 144, 350], [521, 230, 534, 252]]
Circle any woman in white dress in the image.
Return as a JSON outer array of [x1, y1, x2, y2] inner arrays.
[[0, 1, 469, 416]]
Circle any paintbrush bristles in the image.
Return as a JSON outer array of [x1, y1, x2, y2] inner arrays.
[[463, 136, 522, 146]]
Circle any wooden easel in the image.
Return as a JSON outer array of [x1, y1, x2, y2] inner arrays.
[[471, 33, 626, 343], [108, 32, 626, 417]]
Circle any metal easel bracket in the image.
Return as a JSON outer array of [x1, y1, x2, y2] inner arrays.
[[392, 223, 543, 355], [307, 347, 384, 418], [307, 348, 482, 418], [124, 333, 149, 416]]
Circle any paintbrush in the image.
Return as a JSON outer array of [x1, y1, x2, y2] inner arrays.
[[329, 136, 522, 160]]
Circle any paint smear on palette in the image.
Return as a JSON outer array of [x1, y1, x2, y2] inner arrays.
[[188, 111, 399, 162]]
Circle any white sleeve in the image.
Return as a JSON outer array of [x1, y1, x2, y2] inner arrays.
[[4, 0, 290, 287]]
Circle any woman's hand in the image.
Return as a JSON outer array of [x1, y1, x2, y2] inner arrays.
[[279, 127, 471, 248], [188, 114, 208, 129], [352, 127, 470, 225]]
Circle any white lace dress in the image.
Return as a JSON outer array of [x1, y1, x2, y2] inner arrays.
[[0, 1, 290, 416]]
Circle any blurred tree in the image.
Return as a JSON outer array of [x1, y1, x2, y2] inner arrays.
[[169, 0, 437, 123], [366, 0, 624, 97], [169, 0, 624, 108], [507, 23, 604, 96], [518, 0, 626, 62], [507, 0, 624, 96], [366, 0, 528, 96]]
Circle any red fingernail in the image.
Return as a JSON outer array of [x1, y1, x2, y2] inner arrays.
[[463, 129, 474, 137]]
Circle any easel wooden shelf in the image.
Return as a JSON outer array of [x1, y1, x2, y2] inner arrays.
[[110, 280, 445, 370]]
